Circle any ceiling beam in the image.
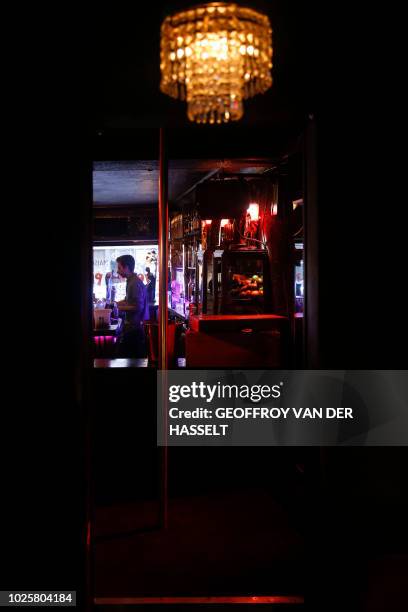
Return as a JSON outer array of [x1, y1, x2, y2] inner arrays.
[[173, 168, 220, 203]]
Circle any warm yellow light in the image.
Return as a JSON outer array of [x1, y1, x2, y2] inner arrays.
[[160, 2, 273, 124]]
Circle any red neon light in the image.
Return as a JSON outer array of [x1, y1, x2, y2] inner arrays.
[[247, 203, 259, 220], [220, 218, 229, 227], [94, 596, 304, 605]]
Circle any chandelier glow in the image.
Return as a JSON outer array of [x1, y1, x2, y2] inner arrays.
[[160, 2, 273, 124]]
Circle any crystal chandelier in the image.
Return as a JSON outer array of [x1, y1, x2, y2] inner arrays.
[[160, 2, 273, 124]]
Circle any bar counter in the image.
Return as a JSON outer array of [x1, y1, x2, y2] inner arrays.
[[189, 313, 288, 333], [93, 317, 123, 337], [93, 318, 123, 358], [186, 313, 290, 368]]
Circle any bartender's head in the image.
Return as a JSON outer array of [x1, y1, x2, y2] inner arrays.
[[116, 255, 135, 279]]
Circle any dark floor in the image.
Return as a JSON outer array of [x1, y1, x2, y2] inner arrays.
[[361, 555, 408, 611], [94, 487, 304, 598]]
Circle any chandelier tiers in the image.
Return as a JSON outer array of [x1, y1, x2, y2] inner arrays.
[[160, 2, 273, 124]]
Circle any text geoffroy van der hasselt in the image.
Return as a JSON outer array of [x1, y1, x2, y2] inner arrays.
[[167, 382, 353, 437]]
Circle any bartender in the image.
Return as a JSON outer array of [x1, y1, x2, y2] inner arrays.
[[116, 254, 150, 357]]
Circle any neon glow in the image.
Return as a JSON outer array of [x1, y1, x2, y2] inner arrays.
[[247, 203, 259, 220], [220, 219, 230, 227], [94, 336, 116, 345], [95, 596, 304, 605]]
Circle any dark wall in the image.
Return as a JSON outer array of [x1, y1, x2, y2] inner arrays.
[[2, 27, 92, 601], [2, 155, 91, 602], [93, 125, 302, 162], [316, 112, 404, 368], [306, 6, 408, 610]]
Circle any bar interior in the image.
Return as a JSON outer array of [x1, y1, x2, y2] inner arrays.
[[92, 130, 306, 370]]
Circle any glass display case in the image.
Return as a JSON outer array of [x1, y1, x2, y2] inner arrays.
[[201, 248, 272, 315], [221, 249, 272, 314]]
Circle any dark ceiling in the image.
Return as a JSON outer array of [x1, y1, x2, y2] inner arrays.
[[93, 158, 276, 207], [92, 0, 312, 133]]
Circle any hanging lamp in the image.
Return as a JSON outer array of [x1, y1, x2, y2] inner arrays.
[[160, 2, 273, 124]]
